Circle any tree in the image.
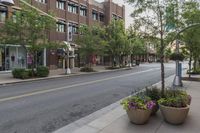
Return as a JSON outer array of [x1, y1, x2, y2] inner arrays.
[[126, 0, 180, 96], [0, 3, 57, 75], [76, 25, 106, 68], [127, 25, 147, 64], [105, 20, 127, 67], [180, 1, 200, 76]]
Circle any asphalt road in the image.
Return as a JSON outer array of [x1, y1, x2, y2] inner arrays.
[[0, 63, 176, 133]]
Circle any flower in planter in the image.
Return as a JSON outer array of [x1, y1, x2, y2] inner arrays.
[[147, 101, 156, 110], [121, 96, 156, 111], [121, 96, 156, 124]]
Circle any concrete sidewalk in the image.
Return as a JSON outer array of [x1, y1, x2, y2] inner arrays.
[[54, 75, 200, 133], [0, 66, 131, 85]]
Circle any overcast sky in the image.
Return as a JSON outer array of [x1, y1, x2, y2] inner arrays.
[[96, 0, 133, 28]]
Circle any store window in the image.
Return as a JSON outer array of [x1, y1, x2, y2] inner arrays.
[[56, 0, 65, 10], [80, 5, 87, 16], [0, 6, 7, 22], [68, 2, 78, 14]]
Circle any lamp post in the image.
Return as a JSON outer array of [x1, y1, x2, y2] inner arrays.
[[173, 39, 183, 87]]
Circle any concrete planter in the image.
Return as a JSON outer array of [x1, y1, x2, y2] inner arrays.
[[159, 104, 190, 125], [126, 109, 151, 125]]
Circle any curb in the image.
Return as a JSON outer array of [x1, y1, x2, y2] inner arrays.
[[0, 67, 134, 86], [53, 74, 176, 133]]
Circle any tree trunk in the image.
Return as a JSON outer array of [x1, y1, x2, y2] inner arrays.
[[193, 58, 197, 71], [160, 11, 165, 97], [188, 50, 192, 78]]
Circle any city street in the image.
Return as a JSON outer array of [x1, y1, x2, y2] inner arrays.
[[0, 63, 176, 133]]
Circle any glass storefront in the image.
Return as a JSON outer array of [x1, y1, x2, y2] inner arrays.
[[0, 45, 27, 71]]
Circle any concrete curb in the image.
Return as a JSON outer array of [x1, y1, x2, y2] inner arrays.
[[53, 74, 176, 133], [0, 67, 133, 86]]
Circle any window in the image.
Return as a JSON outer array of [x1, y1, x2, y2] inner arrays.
[[56, 21, 66, 32], [56, 0, 65, 10], [112, 14, 118, 20], [68, 22, 78, 34], [118, 16, 123, 20], [12, 9, 19, 23], [80, 5, 87, 16], [92, 10, 98, 21], [99, 13, 104, 22], [35, 0, 47, 4], [0, 6, 7, 22], [68, 2, 78, 14]]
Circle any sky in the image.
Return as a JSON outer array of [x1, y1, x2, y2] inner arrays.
[[96, 0, 133, 28]]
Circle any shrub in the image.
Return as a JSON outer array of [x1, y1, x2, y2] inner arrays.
[[121, 96, 156, 111], [12, 68, 29, 79], [187, 68, 200, 75], [144, 86, 161, 101], [36, 66, 49, 77], [158, 90, 189, 108], [80, 67, 95, 72]]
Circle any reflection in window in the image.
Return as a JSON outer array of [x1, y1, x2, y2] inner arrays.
[[68, 2, 78, 14], [0, 6, 7, 22], [57, 21, 66, 32], [80, 5, 87, 16], [92, 10, 98, 21], [56, 0, 65, 10]]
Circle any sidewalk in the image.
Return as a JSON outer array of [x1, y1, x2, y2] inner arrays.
[[0, 66, 131, 85], [54, 75, 200, 133]]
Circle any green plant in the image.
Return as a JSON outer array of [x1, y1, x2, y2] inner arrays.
[[12, 68, 30, 79], [121, 96, 155, 111], [36, 66, 49, 77], [187, 68, 200, 75], [158, 90, 189, 108], [170, 53, 185, 61], [144, 86, 161, 101], [80, 67, 95, 72]]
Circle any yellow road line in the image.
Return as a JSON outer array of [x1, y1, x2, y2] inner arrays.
[[0, 68, 159, 103]]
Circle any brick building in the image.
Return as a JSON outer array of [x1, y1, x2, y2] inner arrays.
[[0, 0, 125, 71]]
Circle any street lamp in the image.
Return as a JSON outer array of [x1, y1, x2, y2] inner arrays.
[[173, 39, 183, 87], [63, 41, 72, 75]]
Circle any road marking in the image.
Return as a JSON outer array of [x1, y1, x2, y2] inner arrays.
[[0, 68, 160, 103]]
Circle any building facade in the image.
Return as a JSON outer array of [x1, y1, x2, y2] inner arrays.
[[0, 0, 125, 71]]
